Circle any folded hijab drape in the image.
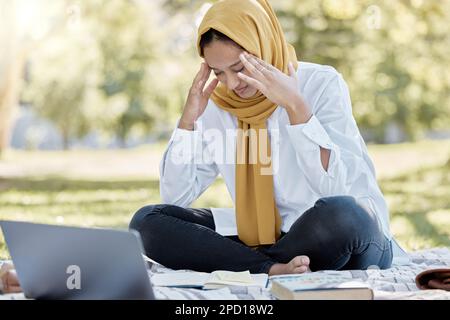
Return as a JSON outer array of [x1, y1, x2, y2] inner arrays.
[[197, 0, 298, 246]]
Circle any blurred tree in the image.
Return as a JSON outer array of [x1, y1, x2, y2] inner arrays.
[[88, 0, 204, 145], [274, 0, 450, 142], [0, 0, 66, 154], [23, 33, 98, 149], [22, 0, 194, 148], [85, 0, 162, 146], [163, 0, 450, 142], [5, 0, 450, 150], [0, 1, 23, 156]]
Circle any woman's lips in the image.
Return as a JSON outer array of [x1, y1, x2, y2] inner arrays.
[[235, 86, 248, 95]]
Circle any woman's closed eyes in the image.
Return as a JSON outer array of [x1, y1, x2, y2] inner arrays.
[[214, 66, 244, 76]]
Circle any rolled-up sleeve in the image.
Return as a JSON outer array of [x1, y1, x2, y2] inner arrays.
[[285, 72, 365, 196]]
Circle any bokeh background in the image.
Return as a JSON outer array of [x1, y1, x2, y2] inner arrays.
[[0, 0, 449, 258]]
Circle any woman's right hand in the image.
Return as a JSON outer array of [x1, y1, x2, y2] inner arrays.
[[178, 62, 219, 130]]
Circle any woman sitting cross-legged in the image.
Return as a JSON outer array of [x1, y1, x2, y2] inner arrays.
[[130, 0, 394, 276]]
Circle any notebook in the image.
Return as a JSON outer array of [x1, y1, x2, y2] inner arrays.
[[151, 270, 269, 290], [270, 272, 373, 300]]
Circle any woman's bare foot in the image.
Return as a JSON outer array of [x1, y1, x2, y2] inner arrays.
[[268, 256, 311, 276]]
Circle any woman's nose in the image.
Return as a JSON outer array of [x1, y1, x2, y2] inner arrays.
[[226, 73, 241, 91]]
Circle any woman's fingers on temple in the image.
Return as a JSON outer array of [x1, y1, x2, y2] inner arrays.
[[249, 54, 276, 72], [237, 72, 261, 90], [202, 62, 211, 78], [198, 62, 206, 76], [192, 63, 205, 85], [239, 53, 252, 70], [252, 58, 272, 77], [201, 65, 213, 86], [243, 52, 277, 80], [196, 65, 212, 92], [194, 63, 209, 83], [240, 53, 263, 78], [203, 78, 219, 96]]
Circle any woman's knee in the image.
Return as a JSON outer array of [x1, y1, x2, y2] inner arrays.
[[314, 196, 380, 238], [129, 204, 168, 231]]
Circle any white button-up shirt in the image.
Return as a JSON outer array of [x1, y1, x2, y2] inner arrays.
[[159, 61, 394, 248]]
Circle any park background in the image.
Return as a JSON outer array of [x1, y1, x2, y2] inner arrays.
[[0, 0, 449, 259]]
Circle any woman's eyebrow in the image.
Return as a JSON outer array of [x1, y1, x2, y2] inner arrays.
[[211, 60, 242, 71]]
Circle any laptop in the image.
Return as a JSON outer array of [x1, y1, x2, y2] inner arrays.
[[0, 220, 155, 300]]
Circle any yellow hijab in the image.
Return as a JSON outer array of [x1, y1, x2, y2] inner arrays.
[[197, 0, 298, 246]]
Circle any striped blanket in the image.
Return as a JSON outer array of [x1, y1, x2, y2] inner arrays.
[[1, 247, 449, 300], [149, 247, 450, 300]]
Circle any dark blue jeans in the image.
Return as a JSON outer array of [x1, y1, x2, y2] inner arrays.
[[129, 196, 392, 274]]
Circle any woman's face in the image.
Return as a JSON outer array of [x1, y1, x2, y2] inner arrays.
[[203, 40, 258, 99]]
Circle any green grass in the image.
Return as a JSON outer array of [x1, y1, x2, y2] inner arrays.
[[1, 139, 449, 259], [381, 163, 450, 250]]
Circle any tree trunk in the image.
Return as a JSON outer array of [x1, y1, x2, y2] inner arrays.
[[0, 0, 68, 156], [0, 1, 25, 156], [61, 127, 70, 150], [0, 53, 26, 156]]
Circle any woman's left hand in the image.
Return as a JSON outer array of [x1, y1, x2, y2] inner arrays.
[[237, 51, 301, 109]]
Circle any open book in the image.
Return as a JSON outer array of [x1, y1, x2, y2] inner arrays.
[[270, 272, 373, 300], [151, 270, 268, 290]]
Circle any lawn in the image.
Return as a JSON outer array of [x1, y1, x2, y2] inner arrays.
[[0, 139, 449, 259]]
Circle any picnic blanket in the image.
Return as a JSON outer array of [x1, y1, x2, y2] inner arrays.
[[1, 247, 449, 300]]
